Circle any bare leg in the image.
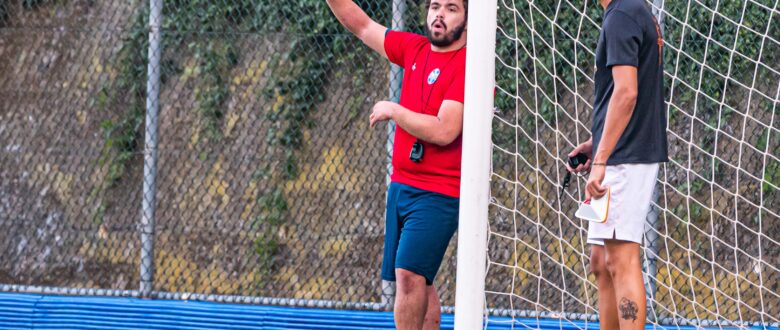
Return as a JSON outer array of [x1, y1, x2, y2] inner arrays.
[[605, 240, 646, 330], [591, 245, 620, 330], [422, 285, 441, 330], [395, 268, 428, 330]]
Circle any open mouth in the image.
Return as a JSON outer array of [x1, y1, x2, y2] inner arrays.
[[431, 20, 446, 33]]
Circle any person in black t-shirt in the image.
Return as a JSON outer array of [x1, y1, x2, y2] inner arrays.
[[567, 0, 668, 329]]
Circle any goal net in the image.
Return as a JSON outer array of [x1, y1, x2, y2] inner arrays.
[[485, 0, 780, 328]]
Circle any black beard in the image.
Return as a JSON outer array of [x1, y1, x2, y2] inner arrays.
[[426, 20, 466, 48]]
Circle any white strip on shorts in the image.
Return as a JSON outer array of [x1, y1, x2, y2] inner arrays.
[[587, 163, 660, 246]]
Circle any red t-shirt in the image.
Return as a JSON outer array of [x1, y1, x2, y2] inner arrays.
[[384, 30, 466, 198]]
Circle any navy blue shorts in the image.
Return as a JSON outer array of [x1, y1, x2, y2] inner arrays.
[[381, 182, 459, 286]]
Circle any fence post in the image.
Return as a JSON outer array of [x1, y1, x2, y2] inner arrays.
[[386, 0, 405, 187], [381, 0, 406, 309], [140, 0, 162, 297]]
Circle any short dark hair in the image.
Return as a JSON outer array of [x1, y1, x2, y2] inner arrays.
[[425, 0, 469, 17]]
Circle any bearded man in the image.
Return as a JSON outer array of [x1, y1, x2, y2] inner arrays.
[[326, 1, 468, 329]]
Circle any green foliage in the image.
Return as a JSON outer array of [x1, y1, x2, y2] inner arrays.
[[765, 158, 780, 195], [241, 0, 392, 280], [495, 2, 601, 130], [90, 3, 150, 224], [244, 165, 286, 277], [192, 40, 236, 142], [254, 188, 288, 228], [764, 134, 780, 195], [0, 1, 8, 23], [0, 0, 61, 29], [22, 0, 48, 10], [494, 1, 777, 131], [253, 1, 390, 179], [246, 0, 350, 275], [165, 0, 245, 143], [92, 0, 249, 222], [492, 1, 778, 225], [252, 233, 279, 285]]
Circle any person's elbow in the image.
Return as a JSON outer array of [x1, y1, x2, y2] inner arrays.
[[430, 127, 461, 146], [356, 27, 374, 44], [614, 85, 638, 110]]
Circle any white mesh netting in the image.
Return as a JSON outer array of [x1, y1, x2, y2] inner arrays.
[[486, 0, 779, 328]]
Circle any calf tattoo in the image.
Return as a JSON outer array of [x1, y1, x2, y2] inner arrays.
[[619, 297, 638, 322]]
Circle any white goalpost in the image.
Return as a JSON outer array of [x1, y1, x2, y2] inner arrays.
[[455, 0, 498, 328], [457, 0, 780, 329]]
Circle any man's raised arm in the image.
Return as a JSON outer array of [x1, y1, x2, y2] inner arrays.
[[326, 0, 388, 58]]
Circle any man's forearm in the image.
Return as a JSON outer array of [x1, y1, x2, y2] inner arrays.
[[326, 0, 371, 38], [390, 103, 453, 146], [594, 91, 636, 163], [326, 0, 386, 56]]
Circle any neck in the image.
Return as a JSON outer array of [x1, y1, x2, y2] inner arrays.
[[600, 0, 611, 9], [431, 38, 466, 52]]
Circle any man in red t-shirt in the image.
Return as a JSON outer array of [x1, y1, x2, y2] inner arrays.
[[327, 0, 467, 328]]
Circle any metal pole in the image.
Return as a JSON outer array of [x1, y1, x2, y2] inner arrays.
[[381, 0, 406, 309], [140, 0, 162, 297], [386, 0, 405, 186], [454, 0, 497, 328]]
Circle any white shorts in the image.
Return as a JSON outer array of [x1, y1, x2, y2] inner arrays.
[[587, 163, 660, 246]]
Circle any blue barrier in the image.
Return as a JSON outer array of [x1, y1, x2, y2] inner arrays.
[[0, 293, 775, 330]]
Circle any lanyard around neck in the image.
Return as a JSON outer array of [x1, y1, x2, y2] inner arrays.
[[417, 46, 464, 111]]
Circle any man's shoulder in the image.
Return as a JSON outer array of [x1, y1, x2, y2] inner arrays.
[[384, 31, 430, 65], [387, 30, 429, 46], [609, 0, 653, 25]]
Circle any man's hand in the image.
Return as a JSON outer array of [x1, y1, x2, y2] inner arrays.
[[566, 139, 593, 173], [370, 101, 396, 128], [586, 164, 608, 200], [370, 100, 463, 145]]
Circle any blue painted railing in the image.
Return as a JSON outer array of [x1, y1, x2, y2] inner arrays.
[[0, 293, 775, 330]]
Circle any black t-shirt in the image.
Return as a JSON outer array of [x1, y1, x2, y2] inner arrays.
[[592, 0, 668, 165]]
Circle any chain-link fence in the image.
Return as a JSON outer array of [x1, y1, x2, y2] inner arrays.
[[0, 0, 462, 309]]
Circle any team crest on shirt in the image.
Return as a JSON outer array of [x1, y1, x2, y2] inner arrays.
[[428, 68, 441, 85]]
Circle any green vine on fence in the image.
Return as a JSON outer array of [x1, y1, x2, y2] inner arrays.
[[0, 1, 8, 23], [0, 1, 57, 29], [86, 0, 392, 280], [193, 41, 236, 143], [89, 2, 150, 223], [91, 0, 248, 222], [247, 1, 352, 282], [167, 0, 245, 144], [242, 1, 393, 281]]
